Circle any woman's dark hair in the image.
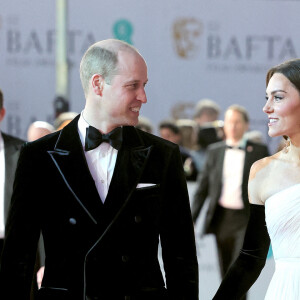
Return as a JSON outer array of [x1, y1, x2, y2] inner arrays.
[[267, 59, 300, 142], [266, 58, 300, 93]]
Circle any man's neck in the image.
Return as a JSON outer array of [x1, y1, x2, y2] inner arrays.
[[82, 109, 117, 134], [226, 138, 242, 147]]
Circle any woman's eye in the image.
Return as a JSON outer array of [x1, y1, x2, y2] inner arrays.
[[274, 96, 283, 102]]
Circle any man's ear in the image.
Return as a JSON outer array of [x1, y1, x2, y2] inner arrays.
[[245, 123, 249, 132], [91, 74, 105, 96], [0, 108, 6, 123]]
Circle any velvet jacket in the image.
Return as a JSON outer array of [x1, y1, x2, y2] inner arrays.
[[0, 116, 198, 300], [192, 140, 269, 233]]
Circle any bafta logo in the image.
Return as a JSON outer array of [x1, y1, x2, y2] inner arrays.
[[173, 18, 203, 59]]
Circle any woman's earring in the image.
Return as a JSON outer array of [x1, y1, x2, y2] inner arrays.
[[283, 138, 290, 153]]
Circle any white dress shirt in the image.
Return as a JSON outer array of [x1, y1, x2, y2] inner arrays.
[[77, 113, 118, 203], [218, 140, 245, 210], [0, 133, 5, 238]]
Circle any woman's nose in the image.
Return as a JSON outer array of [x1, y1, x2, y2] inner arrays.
[[263, 98, 273, 114]]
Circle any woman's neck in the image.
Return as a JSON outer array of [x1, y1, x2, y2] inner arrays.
[[285, 138, 300, 163]]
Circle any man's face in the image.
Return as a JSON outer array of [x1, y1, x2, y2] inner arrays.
[[223, 109, 248, 143], [101, 51, 148, 128], [0, 107, 5, 124]]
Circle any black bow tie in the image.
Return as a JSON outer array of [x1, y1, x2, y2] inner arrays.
[[226, 145, 244, 150], [85, 126, 123, 151]]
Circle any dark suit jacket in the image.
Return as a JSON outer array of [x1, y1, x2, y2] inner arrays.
[[0, 116, 198, 300], [2, 132, 24, 222], [192, 140, 269, 234]]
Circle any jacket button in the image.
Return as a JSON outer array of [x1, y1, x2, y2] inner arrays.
[[69, 218, 77, 225], [122, 255, 129, 263], [134, 215, 142, 223]]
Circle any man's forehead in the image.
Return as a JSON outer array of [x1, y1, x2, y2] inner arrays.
[[117, 51, 145, 67]]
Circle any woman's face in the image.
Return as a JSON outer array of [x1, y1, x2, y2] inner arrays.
[[264, 73, 300, 139]]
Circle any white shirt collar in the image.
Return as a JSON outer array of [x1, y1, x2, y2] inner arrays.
[[0, 132, 3, 148], [77, 111, 89, 149], [226, 136, 247, 149]]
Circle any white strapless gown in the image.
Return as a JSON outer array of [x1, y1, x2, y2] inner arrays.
[[264, 184, 300, 300]]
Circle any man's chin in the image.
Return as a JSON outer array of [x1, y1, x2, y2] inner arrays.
[[124, 118, 138, 127]]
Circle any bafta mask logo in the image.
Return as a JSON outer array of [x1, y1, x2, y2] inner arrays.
[[113, 19, 134, 45], [173, 18, 203, 59]]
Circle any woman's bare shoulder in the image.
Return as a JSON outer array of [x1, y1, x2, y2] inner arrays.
[[249, 154, 277, 181], [248, 153, 280, 204]]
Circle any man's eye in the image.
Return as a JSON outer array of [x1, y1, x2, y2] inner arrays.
[[127, 83, 137, 88]]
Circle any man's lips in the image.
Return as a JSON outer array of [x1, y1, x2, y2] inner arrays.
[[268, 118, 278, 125], [130, 106, 140, 113]]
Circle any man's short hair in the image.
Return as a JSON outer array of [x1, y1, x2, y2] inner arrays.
[[226, 104, 249, 123], [0, 89, 3, 110], [193, 98, 220, 119], [159, 121, 180, 135], [80, 39, 139, 96]]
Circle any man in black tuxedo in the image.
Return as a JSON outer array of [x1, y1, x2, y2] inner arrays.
[[0, 89, 24, 254], [0, 39, 198, 300], [192, 105, 269, 280], [0, 91, 42, 300]]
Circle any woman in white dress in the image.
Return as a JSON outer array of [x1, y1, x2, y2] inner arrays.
[[213, 58, 300, 299]]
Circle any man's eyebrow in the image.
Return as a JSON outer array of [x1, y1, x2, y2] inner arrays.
[[124, 79, 139, 84], [124, 79, 148, 85]]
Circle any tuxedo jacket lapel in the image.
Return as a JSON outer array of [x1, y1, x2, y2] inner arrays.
[[47, 119, 152, 227], [214, 144, 226, 192], [104, 126, 152, 220], [47, 116, 102, 224]]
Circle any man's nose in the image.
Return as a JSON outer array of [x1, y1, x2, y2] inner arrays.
[[137, 88, 147, 103]]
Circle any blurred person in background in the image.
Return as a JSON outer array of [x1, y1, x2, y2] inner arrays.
[[191, 99, 222, 176], [193, 98, 220, 127], [176, 119, 198, 151], [135, 115, 153, 133], [53, 111, 78, 131], [27, 121, 55, 142], [159, 120, 198, 181], [191, 121, 224, 176]]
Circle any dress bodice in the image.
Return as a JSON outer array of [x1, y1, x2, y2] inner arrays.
[[265, 183, 300, 260]]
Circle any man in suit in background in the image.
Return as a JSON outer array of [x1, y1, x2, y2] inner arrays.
[[0, 89, 24, 254], [0, 90, 41, 300], [0, 39, 198, 300], [192, 105, 269, 281]]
